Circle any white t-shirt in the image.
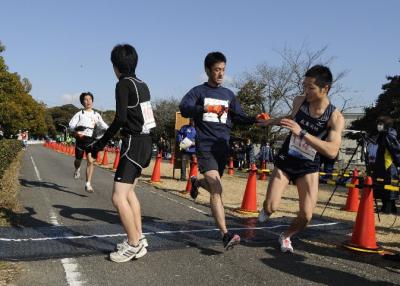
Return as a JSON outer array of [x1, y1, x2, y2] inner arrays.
[[69, 110, 109, 138]]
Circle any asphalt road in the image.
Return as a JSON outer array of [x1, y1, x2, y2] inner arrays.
[[0, 145, 399, 285]]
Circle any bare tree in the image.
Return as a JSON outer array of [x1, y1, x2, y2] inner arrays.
[[233, 44, 355, 143]]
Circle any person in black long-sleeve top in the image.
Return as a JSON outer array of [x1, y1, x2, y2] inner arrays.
[[92, 44, 155, 263], [179, 51, 266, 250]]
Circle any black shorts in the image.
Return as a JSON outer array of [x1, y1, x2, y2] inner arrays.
[[197, 149, 228, 177], [114, 135, 152, 184], [75, 137, 96, 160], [275, 153, 319, 183]]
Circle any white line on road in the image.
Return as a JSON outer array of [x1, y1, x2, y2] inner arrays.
[[61, 258, 86, 286], [30, 154, 85, 286], [30, 155, 42, 181], [0, 222, 340, 242]]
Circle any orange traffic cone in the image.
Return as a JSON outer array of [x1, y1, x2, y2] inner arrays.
[[101, 148, 109, 165], [228, 157, 234, 175], [113, 148, 120, 170], [238, 164, 258, 214], [96, 150, 102, 163], [343, 176, 383, 254], [344, 168, 360, 212], [185, 158, 198, 192], [151, 152, 162, 183], [259, 161, 267, 181]]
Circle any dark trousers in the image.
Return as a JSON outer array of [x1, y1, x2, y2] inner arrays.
[[181, 153, 193, 180]]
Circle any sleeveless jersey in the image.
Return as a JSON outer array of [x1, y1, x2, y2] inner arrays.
[[280, 100, 336, 164]]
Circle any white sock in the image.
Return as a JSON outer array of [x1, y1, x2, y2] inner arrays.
[[86, 182, 91, 187]]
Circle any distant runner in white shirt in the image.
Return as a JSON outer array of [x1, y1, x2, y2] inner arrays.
[[69, 92, 108, 193]]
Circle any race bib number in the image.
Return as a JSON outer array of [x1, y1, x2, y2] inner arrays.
[[202, 98, 229, 124], [140, 101, 156, 133], [288, 134, 317, 161]]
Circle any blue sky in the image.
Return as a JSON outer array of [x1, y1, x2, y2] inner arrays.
[[1, 0, 399, 111]]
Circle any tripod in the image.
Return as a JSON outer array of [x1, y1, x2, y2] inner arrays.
[[320, 132, 380, 219]]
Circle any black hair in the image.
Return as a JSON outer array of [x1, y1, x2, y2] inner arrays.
[[304, 65, 333, 91], [204, 52, 226, 70], [111, 44, 138, 74], [79, 92, 94, 105], [377, 116, 393, 128]]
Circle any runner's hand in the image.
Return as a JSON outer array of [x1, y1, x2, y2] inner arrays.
[[206, 105, 228, 117], [256, 112, 271, 121], [280, 118, 302, 136]]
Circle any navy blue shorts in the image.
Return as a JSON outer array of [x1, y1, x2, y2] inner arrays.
[[275, 153, 319, 183], [197, 149, 228, 177]]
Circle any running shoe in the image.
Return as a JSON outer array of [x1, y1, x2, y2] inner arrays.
[[278, 233, 294, 253], [190, 176, 199, 199], [258, 208, 269, 223], [222, 232, 241, 250], [117, 234, 148, 250], [110, 241, 147, 263], [73, 167, 80, 179], [85, 185, 94, 193]]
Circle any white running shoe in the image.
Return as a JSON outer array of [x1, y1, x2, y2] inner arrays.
[[258, 208, 269, 223], [110, 241, 147, 263], [73, 168, 80, 179], [117, 234, 148, 250], [85, 185, 94, 193], [278, 233, 294, 253]]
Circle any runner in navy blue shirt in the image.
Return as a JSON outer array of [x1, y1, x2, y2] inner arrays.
[[179, 51, 267, 250], [257, 65, 345, 253]]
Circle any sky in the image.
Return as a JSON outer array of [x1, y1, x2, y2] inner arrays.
[[0, 0, 399, 112]]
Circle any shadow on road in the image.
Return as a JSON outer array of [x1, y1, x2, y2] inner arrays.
[[261, 245, 395, 285], [19, 179, 88, 198]]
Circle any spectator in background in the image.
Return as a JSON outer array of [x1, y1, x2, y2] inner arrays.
[[319, 155, 337, 183], [236, 141, 245, 170], [257, 139, 274, 168], [177, 119, 196, 181], [371, 116, 400, 214], [157, 136, 169, 159], [21, 131, 29, 149], [245, 138, 255, 168]]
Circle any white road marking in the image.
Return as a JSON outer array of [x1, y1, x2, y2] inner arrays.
[[0, 222, 340, 242], [61, 258, 86, 286], [30, 155, 42, 181], [30, 154, 86, 286]]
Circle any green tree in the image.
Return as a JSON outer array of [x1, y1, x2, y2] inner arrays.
[[99, 110, 116, 126], [152, 98, 179, 144], [0, 41, 48, 137], [46, 104, 79, 133], [231, 80, 266, 142], [234, 45, 349, 145], [349, 76, 400, 135]]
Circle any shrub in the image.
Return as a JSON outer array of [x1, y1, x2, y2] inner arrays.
[[0, 140, 22, 179]]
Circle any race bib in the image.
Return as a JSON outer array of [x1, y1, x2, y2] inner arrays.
[[288, 134, 317, 161], [140, 101, 156, 133], [202, 98, 229, 124]]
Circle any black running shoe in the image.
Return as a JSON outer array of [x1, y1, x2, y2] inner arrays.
[[190, 176, 199, 199], [222, 232, 241, 250]]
